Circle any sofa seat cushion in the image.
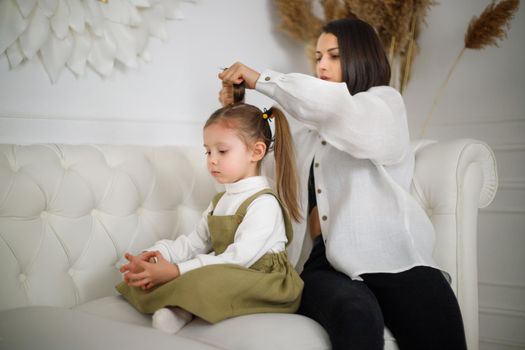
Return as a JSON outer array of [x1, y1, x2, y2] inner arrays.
[[75, 296, 399, 350], [0, 305, 221, 350], [178, 313, 331, 350], [75, 296, 330, 349], [74, 295, 152, 327]]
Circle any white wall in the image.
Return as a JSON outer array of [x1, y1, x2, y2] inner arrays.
[[0, 0, 310, 145], [1, 1, 524, 349], [404, 1, 525, 349]]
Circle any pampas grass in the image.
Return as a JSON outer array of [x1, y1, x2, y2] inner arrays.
[[274, 0, 436, 92], [419, 0, 520, 138], [465, 0, 520, 49], [274, 0, 322, 42]]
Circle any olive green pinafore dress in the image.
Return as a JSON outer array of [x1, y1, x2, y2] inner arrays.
[[116, 189, 303, 324]]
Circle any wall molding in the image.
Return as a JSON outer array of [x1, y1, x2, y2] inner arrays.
[[432, 116, 525, 126], [492, 144, 525, 152], [426, 113, 525, 127], [480, 337, 525, 348], [480, 305, 525, 319], [499, 179, 525, 190], [0, 114, 204, 146], [481, 207, 525, 214], [0, 111, 202, 125], [480, 280, 525, 290]]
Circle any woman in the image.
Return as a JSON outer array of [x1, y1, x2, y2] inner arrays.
[[218, 18, 467, 350]]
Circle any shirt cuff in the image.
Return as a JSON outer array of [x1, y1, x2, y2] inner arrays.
[[145, 244, 170, 262], [177, 258, 203, 275], [255, 69, 281, 97]]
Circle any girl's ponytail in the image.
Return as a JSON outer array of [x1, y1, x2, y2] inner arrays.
[[269, 107, 302, 222], [207, 86, 301, 222]]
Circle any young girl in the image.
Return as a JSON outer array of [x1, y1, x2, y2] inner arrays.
[[218, 18, 467, 350], [116, 102, 303, 334]]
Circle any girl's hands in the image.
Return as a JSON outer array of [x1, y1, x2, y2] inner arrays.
[[119, 251, 157, 275], [121, 251, 180, 290], [218, 62, 260, 106]]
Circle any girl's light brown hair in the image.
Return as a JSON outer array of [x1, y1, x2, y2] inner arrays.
[[204, 103, 301, 222]]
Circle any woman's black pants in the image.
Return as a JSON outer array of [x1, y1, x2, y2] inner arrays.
[[298, 236, 468, 350]]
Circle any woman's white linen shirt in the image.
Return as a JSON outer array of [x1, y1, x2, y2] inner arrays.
[[256, 70, 439, 279], [146, 176, 287, 275]]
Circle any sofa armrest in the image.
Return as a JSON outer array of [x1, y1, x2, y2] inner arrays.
[[411, 139, 498, 210], [410, 138, 498, 350]]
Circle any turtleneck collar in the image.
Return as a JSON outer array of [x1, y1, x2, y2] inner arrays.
[[224, 176, 269, 195]]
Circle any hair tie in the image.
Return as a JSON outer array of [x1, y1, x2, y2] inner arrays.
[[262, 108, 273, 121]]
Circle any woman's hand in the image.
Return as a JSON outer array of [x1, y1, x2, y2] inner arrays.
[[218, 62, 260, 105], [121, 251, 180, 290]]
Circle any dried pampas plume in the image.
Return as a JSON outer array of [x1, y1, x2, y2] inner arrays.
[[274, 0, 436, 93], [419, 0, 520, 138], [274, 0, 322, 42], [465, 0, 520, 49]]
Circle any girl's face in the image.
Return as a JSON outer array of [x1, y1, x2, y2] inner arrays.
[[315, 32, 343, 83], [203, 122, 258, 184]]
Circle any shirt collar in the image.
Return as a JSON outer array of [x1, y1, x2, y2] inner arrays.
[[224, 176, 269, 195]]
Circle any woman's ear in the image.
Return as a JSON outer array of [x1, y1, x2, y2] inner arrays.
[[251, 141, 267, 162]]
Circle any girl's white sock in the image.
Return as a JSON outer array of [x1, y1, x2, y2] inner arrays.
[[152, 307, 193, 334]]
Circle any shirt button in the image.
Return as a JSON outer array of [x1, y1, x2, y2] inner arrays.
[[321, 140, 327, 145], [322, 215, 328, 221], [317, 189, 322, 194], [264, 76, 270, 81], [314, 163, 319, 168]]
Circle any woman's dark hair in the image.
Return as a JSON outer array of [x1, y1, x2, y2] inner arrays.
[[322, 18, 391, 95]]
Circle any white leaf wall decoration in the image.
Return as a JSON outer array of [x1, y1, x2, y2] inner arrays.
[[0, 0, 28, 54], [0, 0, 193, 83], [6, 41, 24, 68]]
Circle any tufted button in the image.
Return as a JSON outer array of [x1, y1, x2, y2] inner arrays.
[[321, 140, 327, 146], [40, 211, 48, 219], [91, 209, 98, 216], [317, 188, 322, 194], [137, 207, 143, 215], [314, 162, 319, 168], [18, 274, 27, 282], [264, 76, 270, 81], [68, 268, 74, 276], [322, 215, 328, 221]]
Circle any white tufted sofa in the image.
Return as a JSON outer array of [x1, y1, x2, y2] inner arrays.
[[0, 139, 497, 350]]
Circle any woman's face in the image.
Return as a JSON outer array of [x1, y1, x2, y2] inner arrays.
[[315, 32, 343, 83]]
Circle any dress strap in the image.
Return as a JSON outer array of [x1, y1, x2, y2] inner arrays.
[[234, 189, 294, 246], [209, 191, 226, 215]]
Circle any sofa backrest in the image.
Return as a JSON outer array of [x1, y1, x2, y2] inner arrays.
[[0, 141, 497, 318], [0, 145, 216, 310]]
